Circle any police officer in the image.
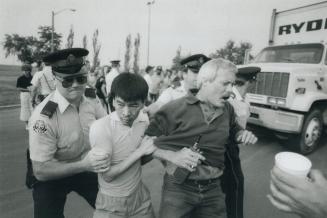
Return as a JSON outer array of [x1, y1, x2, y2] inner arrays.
[[16, 63, 33, 128], [222, 66, 261, 218], [105, 60, 120, 112], [145, 54, 210, 116], [28, 48, 109, 218], [30, 61, 56, 107]]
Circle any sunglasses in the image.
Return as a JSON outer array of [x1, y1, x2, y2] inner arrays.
[[56, 75, 88, 88]]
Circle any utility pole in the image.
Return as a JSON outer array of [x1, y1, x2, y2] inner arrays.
[[51, 8, 76, 52], [146, 1, 155, 66]]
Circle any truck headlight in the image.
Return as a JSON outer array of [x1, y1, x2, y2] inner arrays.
[[267, 97, 286, 106], [267, 97, 277, 104], [276, 98, 286, 105]]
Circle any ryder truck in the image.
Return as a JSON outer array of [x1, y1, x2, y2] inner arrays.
[[242, 1, 327, 154]]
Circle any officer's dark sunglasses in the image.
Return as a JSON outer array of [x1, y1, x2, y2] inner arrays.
[[55, 75, 88, 88]]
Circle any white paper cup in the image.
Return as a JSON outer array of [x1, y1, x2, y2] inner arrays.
[[275, 152, 312, 178]]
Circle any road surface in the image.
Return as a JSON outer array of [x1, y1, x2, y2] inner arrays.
[[1, 107, 326, 218]]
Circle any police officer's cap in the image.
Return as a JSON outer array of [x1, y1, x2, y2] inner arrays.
[[43, 48, 89, 76], [145, 65, 154, 73], [180, 54, 211, 73], [236, 66, 261, 81], [111, 60, 120, 65]]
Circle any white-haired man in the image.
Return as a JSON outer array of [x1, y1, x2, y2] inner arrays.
[[145, 58, 258, 218]]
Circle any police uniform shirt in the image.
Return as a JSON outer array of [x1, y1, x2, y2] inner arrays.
[[31, 66, 56, 95], [29, 89, 106, 162], [105, 68, 119, 94], [228, 86, 250, 129], [155, 81, 187, 108]]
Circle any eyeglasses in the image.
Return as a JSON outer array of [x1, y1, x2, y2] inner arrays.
[[55, 75, 88, 88], [234, 80, 246, 87]]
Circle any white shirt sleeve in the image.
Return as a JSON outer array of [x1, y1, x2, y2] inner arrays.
[[31, 71, 42, 87], [29, 115, 57, 162], [89, 118, 113, 156], [156, 88, 173, 108]]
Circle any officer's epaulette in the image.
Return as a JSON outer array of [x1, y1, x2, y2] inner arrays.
[[40, 101, 58, 118], [85, 87, 96, 98]]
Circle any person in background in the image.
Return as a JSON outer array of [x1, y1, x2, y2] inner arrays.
[[28, 48, 108, 218], [85, 60, 91, 73], [143, 65, 154, 105], [105, 60, 121, 112], [102, 65, 111, 76], [144, 65, 154, 89], [161, 69, 173, 92], [30, 61, 56, 107], [144, 58, 258, 218], [268, 167, 327, 218], [221, 66, 261, 218], [16, 63, 33, 129], [84, 66, 101, 106], [87, 66, 100, 88], [90, 73, 156, 218], [95, 66, 108, 113], [148, 66, 163, 103]]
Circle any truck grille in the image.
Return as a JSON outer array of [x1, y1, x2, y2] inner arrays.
[[248, 72, 289, 98]]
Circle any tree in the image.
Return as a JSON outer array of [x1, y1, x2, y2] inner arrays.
[[133, 33, 141, 74], [82, 35, 88, 50], [37, 26, 61, 55], [66, 26, 74, 48], [210, 40, 253, 65], [92, 29, 101, 68], [124, 34, 132, 72], [3, 26, 62, 63], [171, 46, 183, 71]]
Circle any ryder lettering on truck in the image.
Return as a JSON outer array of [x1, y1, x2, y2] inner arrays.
[[278, 18, 327, 35]]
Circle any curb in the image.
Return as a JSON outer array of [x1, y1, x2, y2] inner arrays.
[[0, 104, 20, 109]]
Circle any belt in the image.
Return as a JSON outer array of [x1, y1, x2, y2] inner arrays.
[[21, 90, 30, 92], [184, 177, 220, 186]]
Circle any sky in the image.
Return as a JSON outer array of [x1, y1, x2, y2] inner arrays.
[[0, 0, 323, 67]]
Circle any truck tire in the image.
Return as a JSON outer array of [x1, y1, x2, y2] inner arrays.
[[291, 109, 323, 154]]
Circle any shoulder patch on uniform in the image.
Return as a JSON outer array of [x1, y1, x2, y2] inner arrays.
[[33, 120, 47, 133], [41, 101, 58, 118]]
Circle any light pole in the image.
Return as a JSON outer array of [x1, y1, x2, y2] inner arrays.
[[51, 8, 76, 52], [146, 1, 155, 66]]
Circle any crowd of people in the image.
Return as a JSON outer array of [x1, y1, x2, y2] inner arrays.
[[15, 47, 327, 218]]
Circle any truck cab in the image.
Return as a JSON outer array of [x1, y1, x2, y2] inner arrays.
[[241, 2, 327, 154]]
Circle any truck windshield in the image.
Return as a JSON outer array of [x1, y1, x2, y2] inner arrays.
[[254, 43, 323, 64]]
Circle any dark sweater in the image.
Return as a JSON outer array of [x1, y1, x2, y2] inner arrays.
[[145, 93, 242, 169]]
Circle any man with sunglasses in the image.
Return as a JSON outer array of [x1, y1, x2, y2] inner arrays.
[[221, 66, 261, 218], [28, 48, 108, 218]]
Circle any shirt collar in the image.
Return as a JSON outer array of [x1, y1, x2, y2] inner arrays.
[[185, 93, 200, 105], [232, 86, 244, 101], [111, 110, 149, 124], [52, 89, 86, 113]]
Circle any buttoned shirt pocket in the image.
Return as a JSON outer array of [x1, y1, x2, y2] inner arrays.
[[55, 130, 84, 161]]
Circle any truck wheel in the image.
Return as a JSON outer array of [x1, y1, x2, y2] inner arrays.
[[292, 109, 323, 154]]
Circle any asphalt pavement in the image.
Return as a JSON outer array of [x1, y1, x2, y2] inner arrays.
[[1, 107, 326, 218]]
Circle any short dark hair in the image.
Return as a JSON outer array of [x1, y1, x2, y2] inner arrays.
[[21, 64, 32, 72], [111, 72, 148, 102], [145, 65, 154, 73]]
